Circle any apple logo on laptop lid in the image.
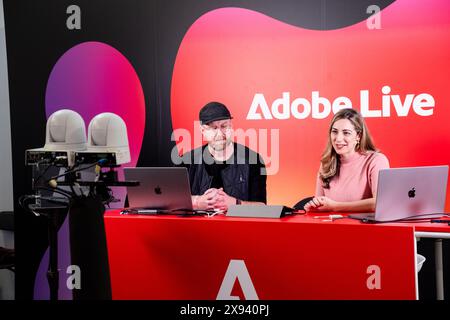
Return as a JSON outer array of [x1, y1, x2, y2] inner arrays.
[[408, 187, 416, 198]]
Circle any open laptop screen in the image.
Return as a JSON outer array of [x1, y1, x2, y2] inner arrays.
[[123, 167, 193, 212], [350, 165, 448, 222]]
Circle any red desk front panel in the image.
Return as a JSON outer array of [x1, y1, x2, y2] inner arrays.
[[104, 212, 417, 299]]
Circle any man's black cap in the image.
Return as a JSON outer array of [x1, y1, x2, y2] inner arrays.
[[199, 102, 233, 125]]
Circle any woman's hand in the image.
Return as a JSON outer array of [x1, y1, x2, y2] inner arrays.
[[304, 196, 339, 212]]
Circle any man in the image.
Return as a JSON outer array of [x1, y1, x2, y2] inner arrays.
[[180, 101, 267, 211]]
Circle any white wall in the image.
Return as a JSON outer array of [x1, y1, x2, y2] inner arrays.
[[0, 0, 13, 212], [0, 0, 15, 301]]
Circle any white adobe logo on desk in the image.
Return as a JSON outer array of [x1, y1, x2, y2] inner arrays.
[[217, 260, 259, 300]]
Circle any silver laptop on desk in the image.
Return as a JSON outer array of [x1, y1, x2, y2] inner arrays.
[[123, 167, 193, 212], [349, 165, 448, 222]]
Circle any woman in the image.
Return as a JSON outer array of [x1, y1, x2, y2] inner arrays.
[[305, 108, 389, 212]]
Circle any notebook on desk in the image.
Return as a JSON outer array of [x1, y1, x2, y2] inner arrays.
[[349, 165, 449, 222], [123, 167, 194, 213]]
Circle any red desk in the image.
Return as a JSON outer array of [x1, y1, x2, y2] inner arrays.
[[103, 211, 449, 300]]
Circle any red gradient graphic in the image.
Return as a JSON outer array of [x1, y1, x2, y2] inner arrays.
[[171, 0, 450, 210]]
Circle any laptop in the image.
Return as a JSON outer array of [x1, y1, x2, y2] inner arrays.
[[349, 165, 449, 222], [123, 167, 193, 213]]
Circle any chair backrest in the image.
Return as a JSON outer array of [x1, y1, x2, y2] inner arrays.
[[293, 196, 314, 211], [0, 247, 14, 271]]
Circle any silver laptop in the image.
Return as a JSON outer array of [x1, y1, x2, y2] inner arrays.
[[349, 165, 448, 222], [123, 167, 193, 213]]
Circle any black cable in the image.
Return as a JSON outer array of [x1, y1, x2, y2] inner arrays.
[[32, 163, 52, 188], [47, 161, 99, 182], [35, 186, 73, 198], [18, 195, 36, 209], [359, 212, 450, 224], [32, 157, 79, 188], [39, 196, 70, 206], [19, 191, 72, 218], [70, 184, 77, 197], [19, 188, 72, 209]]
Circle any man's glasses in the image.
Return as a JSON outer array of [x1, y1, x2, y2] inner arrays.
[[202, 125, 232, 134]]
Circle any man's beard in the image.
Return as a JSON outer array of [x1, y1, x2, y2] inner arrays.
[[210, 139, 231, 151]]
